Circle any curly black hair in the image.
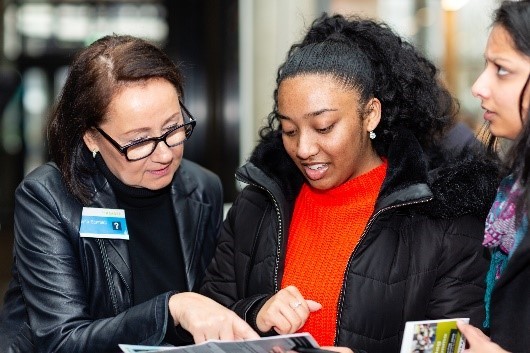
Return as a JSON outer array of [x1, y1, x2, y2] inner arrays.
[[259, 13, 458, 156]]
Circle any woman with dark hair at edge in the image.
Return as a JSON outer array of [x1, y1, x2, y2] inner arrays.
[[457, 1, 530, 352], [0, 34, 259, 353], [201, 13, 499, 353]]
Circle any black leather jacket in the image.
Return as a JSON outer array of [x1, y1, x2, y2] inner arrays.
[[201, 131, 499, 353], [0, 159, 223, 353]]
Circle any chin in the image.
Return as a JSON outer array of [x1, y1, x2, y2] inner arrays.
[[144, 177, 173, 190], [308, 180, 334, 191], [153, 180, 173, 190]]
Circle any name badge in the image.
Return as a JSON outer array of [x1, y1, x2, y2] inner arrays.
[[79, 207, 129, 240]]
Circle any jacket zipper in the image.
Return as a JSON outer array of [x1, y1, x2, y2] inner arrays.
[[96, 238, 120, 315], [235, 174, 284, 292], [333, 196, 433, 345]]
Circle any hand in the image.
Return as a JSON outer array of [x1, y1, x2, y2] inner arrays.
[[256, 285, 322, 334], [456, 321, 510, 353], [319, 346, 354, 353], [169, 292, 260, 343]]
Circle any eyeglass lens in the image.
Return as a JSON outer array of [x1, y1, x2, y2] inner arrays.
[[127, 124, 193, 160]]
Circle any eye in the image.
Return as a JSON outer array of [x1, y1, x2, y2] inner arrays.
[[164, 123, 180, 132], [281, 129, 297, 137], [279, 120, 297, 137], [129, 136, 148, 144], [496, 65, 509, 76], [316, 124, 334, 134]]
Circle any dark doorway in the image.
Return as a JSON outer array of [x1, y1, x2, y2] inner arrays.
[[165, 0, 240, 202]]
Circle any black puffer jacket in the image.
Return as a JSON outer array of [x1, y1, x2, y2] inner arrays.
[[0, 159, 223, 353], [201, 130, 499, 353]]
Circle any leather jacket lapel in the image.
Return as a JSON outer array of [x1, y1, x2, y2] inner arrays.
[[171, 166, 202, 291], [89, 174, 133, 311]]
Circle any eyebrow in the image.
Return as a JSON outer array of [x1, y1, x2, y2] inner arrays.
[[278, 108, 338, 120], [120, 113, 181, 137], [487, 55, 513, 65], [485, 49, 523, 65]]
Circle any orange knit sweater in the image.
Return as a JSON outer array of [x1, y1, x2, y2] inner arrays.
[[281, 160, 387, 346]]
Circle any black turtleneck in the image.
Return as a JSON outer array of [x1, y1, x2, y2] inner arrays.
[[95, 156, 187, 306]]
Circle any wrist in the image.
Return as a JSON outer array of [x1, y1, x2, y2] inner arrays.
[[249, 296, 276, 336], [168, 292, 185, 326]]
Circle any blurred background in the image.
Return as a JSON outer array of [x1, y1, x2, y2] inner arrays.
[[0, 0, 500, 308]]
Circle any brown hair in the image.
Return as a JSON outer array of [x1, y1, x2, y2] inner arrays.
[[47, 34, 184, 204]]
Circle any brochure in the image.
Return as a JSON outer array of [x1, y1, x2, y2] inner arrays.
[[119, 332, 320, 353], [399, 318, 469, 353]]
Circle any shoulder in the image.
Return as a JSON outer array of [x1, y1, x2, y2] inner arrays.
[[397, 213, 486, 268], [16, 163, 85, 214], [175, 159, 223, 202], [14, 163, 84, 239], [16, 162, 69, 200], [421, 214, 486, 241], [385, 208, 485, 243], [179, 159, 221, 186], [423, 146, 501, 220], [225, 184, 277, 231], [238, 183, 272, 207], [20, 162, 61, 183]]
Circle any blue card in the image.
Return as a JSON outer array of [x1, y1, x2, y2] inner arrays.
[[79, 207, 129, 240]]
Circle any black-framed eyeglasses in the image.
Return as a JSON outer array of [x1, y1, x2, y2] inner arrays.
[[95, 101, 196, 161]]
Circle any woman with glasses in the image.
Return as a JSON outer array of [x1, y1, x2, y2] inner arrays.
[[456, 1, 530, 352], [0, 34, 258, 353]]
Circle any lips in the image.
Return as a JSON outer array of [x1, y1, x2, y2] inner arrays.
[[150, 164, 170, 176], [483, 108, 495, 121], [303, 163, 328, 181]]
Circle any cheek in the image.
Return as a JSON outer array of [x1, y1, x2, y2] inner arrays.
[[100, 152, 133, 181], [102, 149, 146, 181], [334, 129, 359, 151], [509, 116, 524, 135], [117, 161, 145, 184], [281, 135, 297, 157], [486, 84, 514, 117], [173, 145, 185, 160]]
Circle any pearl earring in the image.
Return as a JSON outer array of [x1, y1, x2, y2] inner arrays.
[[369, 131, 376, 140], [92, 149, 98, 159]]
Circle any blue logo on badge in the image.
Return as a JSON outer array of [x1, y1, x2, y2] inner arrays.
[[112, 221, 122, 231]]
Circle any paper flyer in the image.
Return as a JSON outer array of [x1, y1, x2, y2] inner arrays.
[[119, 332, 319, 353], [400, 318, 469, 353]]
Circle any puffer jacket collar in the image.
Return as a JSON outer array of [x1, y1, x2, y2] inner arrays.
[[238, 128, 498, 220]]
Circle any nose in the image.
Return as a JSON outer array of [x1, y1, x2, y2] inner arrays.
[[296, 131, 319, 160], [471, 70, 490, 100], [151, 140, 174, 162]]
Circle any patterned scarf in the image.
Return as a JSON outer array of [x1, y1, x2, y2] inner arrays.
[[482, 174, 528, 328]]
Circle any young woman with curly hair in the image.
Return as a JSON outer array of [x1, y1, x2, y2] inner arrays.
[[201, 14, 500, 353]]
